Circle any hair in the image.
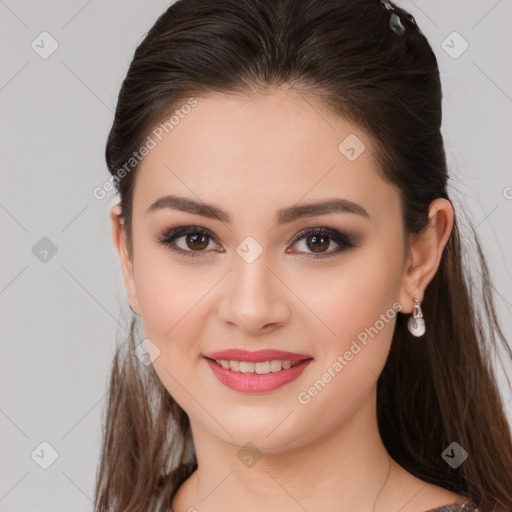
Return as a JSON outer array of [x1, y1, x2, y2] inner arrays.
[[94, 0, 512, 511]]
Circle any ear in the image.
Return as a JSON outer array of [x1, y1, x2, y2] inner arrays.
[[398, 198, 454, 314], [110, 203, 141, 315]]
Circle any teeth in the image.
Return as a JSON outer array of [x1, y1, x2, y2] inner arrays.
[[270, 360, 282, 372], [214, 359, 300, 373], [239, 361, 255, 373], [255, 361, 271, 374]]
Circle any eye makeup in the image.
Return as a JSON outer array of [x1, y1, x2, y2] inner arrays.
[[154, 224, 359, 260]]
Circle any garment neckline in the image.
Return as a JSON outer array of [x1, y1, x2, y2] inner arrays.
[[422, 500, 478, 512], [171, 500, 478, 512]]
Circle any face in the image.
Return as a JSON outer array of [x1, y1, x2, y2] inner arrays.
[[111, 87, 413, 453]]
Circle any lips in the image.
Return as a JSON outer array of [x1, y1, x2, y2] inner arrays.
[[203, 349, 312, 363], [203, 349, 314, 393]]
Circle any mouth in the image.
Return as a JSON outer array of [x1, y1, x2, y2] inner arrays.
[[202, 350, 314, 393]]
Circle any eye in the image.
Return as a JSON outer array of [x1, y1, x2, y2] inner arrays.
[[155, 225, 356, 259], [287, 227, 356, 258], [155, 225, 220, 258]]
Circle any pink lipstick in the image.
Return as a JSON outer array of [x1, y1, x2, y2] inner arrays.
[[203, 349, 313, 393]]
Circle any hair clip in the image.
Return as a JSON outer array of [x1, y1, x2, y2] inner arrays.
[[389, 12, 405, 36], [380, 0, 408, 37]]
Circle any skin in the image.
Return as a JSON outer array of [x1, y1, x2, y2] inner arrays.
[[110, 86, 466, 512]]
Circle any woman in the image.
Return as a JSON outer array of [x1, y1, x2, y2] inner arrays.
[[94, 0, 512, 511]]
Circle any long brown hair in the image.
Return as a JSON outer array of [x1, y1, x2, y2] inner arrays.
[[94, 0, 512, 510]]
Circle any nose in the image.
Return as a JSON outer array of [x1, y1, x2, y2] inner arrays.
[[217, 252, 291, 336]]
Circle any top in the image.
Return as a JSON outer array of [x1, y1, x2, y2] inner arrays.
[[424, 501, 480, 512], [169, 500, 481, 512], [169, 465, 481, 511]]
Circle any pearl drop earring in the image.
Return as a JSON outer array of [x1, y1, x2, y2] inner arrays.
[[407, 298, 425, 337]]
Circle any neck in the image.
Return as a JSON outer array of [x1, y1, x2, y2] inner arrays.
[[173, 387, 402, 512]]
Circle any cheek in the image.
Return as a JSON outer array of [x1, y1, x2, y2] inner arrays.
[[134, 252, 213, 410], [292, 247, 404, 421], [133, 245, 211, 351], [291, 256, 402, 435], [302, 244, 402, 349]]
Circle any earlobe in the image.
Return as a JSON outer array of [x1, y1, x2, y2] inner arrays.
[[398, 198, 454, 314], [110, 204, 141, 315]]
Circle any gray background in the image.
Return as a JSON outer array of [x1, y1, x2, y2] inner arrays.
[[1, 1, 511, 510]]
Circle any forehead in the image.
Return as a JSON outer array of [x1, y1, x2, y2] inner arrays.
[[132, 88, 399, 225]]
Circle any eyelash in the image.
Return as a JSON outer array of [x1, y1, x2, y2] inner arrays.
[[155, 225, 357, 260]]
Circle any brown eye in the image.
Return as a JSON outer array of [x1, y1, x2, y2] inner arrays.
[[305, 234, 330, 253], [156, 226, 219, 258], [185, 233, 210, 251], [288, 227, 355, 258]]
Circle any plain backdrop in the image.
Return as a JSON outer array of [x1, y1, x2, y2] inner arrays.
[[1, 1, 511, 510]]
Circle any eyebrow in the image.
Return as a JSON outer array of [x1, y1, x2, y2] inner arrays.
[[145, 194, 370, 224]]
